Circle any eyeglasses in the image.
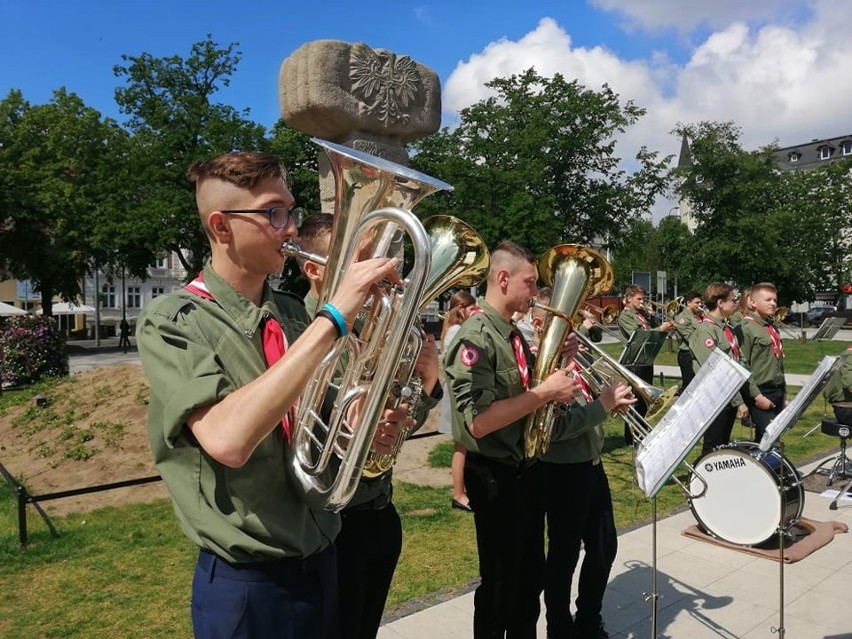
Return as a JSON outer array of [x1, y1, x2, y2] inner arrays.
[[220, 206, 304, 229]]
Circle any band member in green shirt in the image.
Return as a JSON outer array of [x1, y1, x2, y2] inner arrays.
[[689, 282, 749, 454], [137, 152, 404, 639], [617, 285, 674, 444], [530, 292, 634, 639], [673, 291, 703, 390], [295, 212, 442, 639], [739, 282, 786, 443], [444, 241, 580, 639]]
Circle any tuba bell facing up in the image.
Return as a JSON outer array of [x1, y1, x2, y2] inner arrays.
[[281, 138, 450, 511], [523, 244, 614, 459]]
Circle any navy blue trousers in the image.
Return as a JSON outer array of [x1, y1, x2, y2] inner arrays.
[[191, 546, 339, 639]]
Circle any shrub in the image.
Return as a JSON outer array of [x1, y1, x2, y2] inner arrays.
[[0, 315, 69, 386]]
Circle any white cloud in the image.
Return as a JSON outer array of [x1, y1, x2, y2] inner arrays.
[[441, 3, 852, 221], [589, 0, 808, 33]]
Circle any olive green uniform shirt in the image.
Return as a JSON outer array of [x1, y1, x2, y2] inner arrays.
[[739, 312, 786, 396], [824, 349, 852, 404], [443, 301, 531, 465], [617, 307, 649, 341], [673, 308, 700, 352], [303, 292, 441, 509], [137, 263, 338, 563], [688, 315, 745, 407], [538, 391, 607, 464]]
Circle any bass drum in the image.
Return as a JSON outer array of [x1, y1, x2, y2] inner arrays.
[[688, 441, 804, 546]]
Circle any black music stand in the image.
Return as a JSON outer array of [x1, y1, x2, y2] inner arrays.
[[759, 353, 849, 452], [812, 316, 846, 341], [619, 330, 668, 369], [755, 353, 848, 639], [634, 349, 751, 639]]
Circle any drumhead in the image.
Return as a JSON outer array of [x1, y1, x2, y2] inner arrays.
[[689, 447, 783, 545]]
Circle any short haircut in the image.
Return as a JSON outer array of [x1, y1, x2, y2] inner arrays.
[[684, 290, 702, 302], [488, 241, 536, 279], [187, 151, 288, 191], [624, 285, 646, 300], [704, 282, 734, 310], [294, 213, 334, 268], [187, 151, 289, 237], [750, 282, 776, 296]]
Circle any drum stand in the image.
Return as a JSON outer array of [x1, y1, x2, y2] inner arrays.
[[642, 497, 660, 638], [771, 453, 789, 638]]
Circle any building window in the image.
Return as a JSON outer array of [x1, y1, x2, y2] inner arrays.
[[150, 256, 168, 269], [843, 141, 852, 156], [152, 287, 165, 298], [789, 152, 800, 163], [127, 286, 141, 309], [820, 146, 832, 160], [101, 284, 116, 308]]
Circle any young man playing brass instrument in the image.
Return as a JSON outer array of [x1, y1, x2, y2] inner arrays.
[[529, 292, 635, 639], [295, 212, 442, 639], [617, 285, 674, 444], [444, 241, 582, 639], [137, 152, 406, 639]]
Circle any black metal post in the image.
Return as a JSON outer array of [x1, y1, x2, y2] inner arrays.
[[17, 485, 27, 546]]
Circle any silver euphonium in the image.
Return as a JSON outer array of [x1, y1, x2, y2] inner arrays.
[[281, 138, 450, 511], [523, 245, 614, 458]]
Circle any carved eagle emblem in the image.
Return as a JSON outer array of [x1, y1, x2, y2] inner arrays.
[[349, 44, 420, 125]]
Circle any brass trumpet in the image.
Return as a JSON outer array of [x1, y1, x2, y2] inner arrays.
[[581, 302, 620, 325], [570, 335, 704, 498]]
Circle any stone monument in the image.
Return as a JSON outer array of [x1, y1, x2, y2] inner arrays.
[[279, 39, 442, 210]]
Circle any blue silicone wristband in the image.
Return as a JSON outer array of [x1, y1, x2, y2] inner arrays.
[[321, 302, 348, 338]]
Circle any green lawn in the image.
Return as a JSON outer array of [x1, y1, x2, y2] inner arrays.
[[0, 340, 848, 638]]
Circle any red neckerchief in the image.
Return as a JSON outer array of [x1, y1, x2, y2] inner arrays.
[[470, 305, 530, 390], [744, 314, 784, 358], [703, 315, 740, 359], [569, 360, 593, 403], [635, 307, 648, 330], [184, 273, 292, 439]]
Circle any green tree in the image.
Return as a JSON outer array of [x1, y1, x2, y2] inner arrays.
[[0, 89, 124, 314], [113, 36, 268, 277], [672, 122, 797, 295], [411, 69, 671, 254], [780, 159, 852, 303], [610, 218, 656, 293]]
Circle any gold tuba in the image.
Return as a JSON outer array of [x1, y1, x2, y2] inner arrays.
[[523, 244, 613, 458], [281, 138, 450, 511], [361, 215, 489, 477]]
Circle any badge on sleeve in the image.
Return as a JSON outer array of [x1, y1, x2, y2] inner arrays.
[[460, 346, 480, 366], [678, 318, 685, 325], [704, 338, 715, 348]]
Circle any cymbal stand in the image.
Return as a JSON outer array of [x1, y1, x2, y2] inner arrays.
[[642, 496, 659, 638]]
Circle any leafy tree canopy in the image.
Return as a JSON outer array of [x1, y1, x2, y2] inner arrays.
[[411, 69, 671, 255]]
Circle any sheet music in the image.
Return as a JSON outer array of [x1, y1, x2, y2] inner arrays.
[[758, 353, 848, 451], [635, 349, 751, 498]]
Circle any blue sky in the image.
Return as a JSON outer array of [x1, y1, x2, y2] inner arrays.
[[2, 0, 848, 219], [1, 0, 675, 129]]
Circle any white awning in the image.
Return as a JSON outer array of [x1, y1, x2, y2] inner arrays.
[[36, 302, 96, 315], [0, 301, 27, 316]]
